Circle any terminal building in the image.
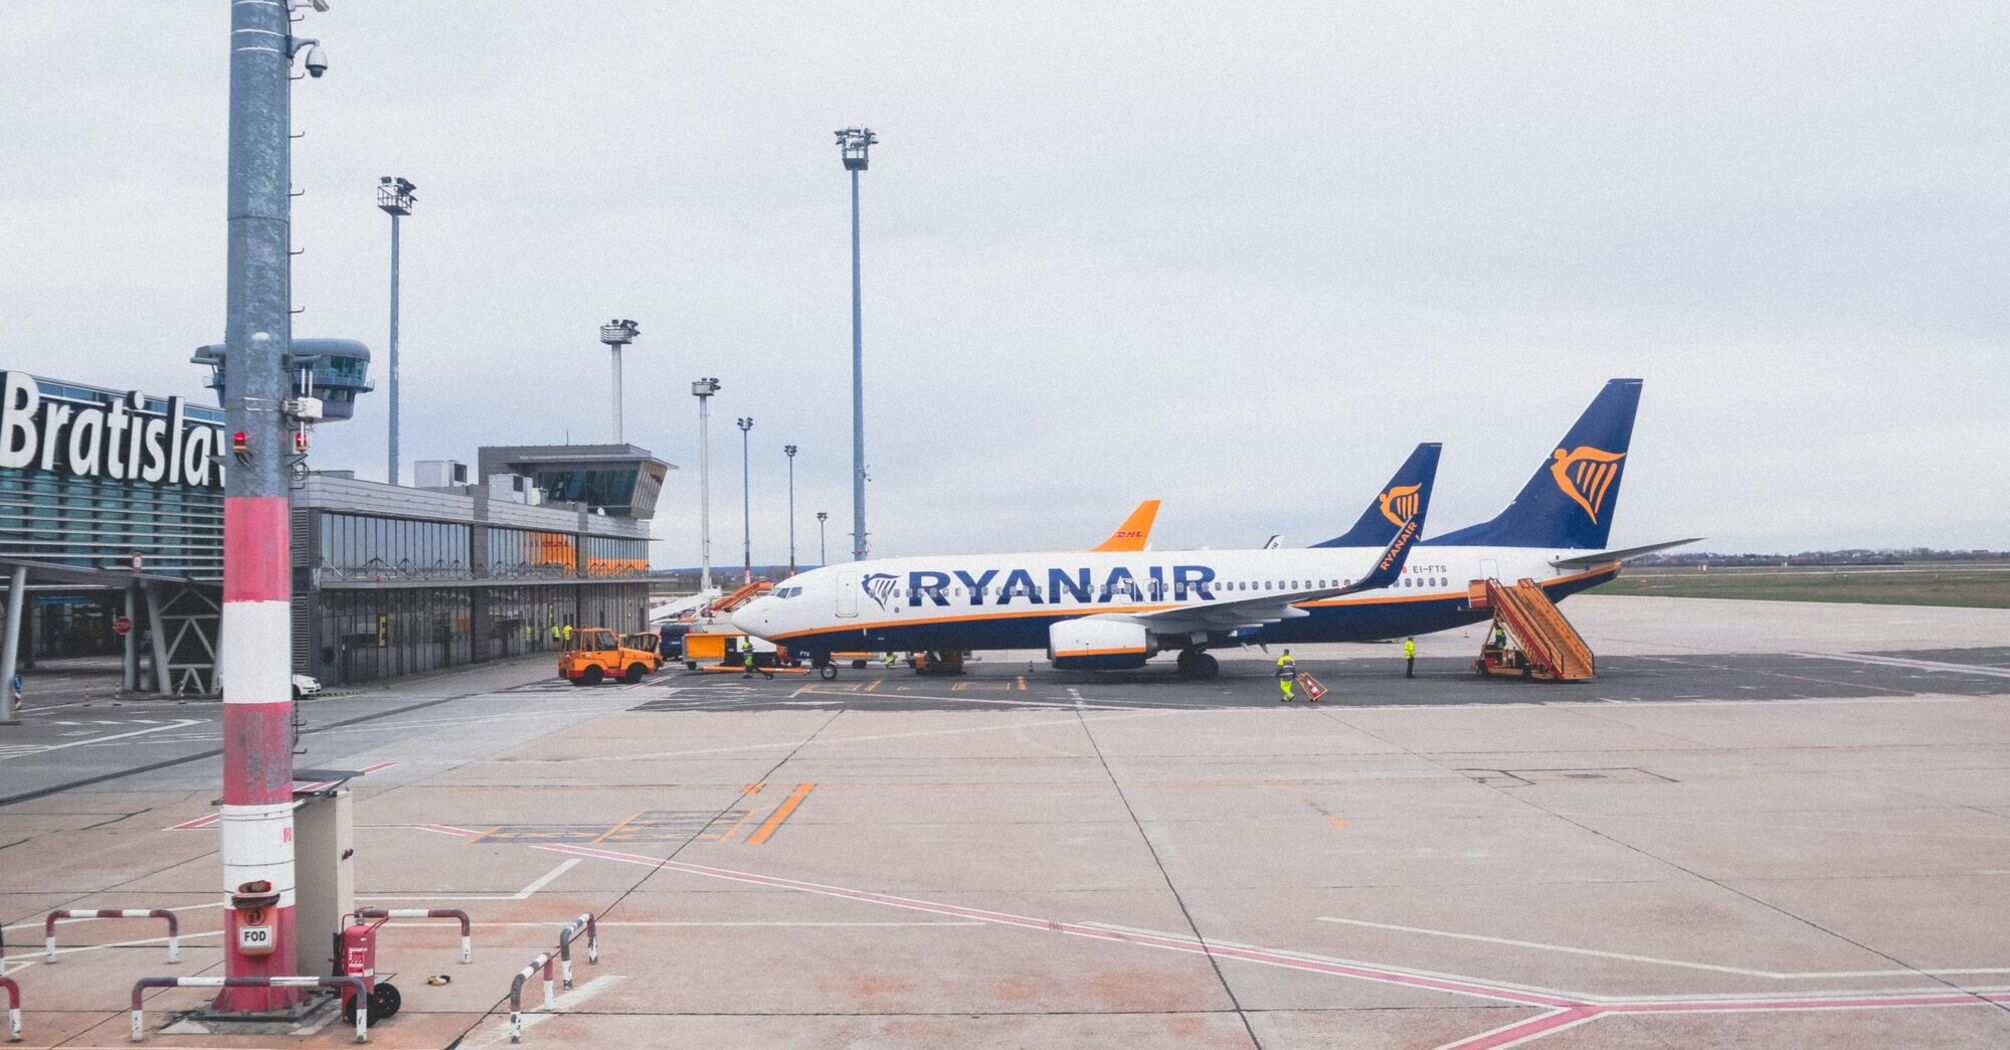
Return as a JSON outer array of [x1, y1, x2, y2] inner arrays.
[[0, 364, 670, 695]]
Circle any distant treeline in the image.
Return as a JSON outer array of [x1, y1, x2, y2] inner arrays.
[[1635, 548, 2007, 568]]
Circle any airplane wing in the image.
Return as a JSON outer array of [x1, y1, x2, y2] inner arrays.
[[1550, 538, 1702, 569], [1090, 499, 1161, 552], [1114, 513, 1423, 636]]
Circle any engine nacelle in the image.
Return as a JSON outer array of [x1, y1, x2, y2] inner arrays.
[[1047, 617, 1154, 671]]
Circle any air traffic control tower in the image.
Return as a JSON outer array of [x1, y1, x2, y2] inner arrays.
[[477, 444, 671, 520]]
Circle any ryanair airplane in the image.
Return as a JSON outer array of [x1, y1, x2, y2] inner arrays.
[[733, 379, 1692, 678]]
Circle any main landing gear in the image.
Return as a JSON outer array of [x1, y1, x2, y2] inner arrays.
[[1175, 649, 1219, 679]]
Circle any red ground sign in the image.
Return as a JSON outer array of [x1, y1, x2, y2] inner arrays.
[[113, 616, 133, 636], [1297, 673, 1327, 701]]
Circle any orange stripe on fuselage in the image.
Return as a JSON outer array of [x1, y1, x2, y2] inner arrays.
[[1054, 647, 1148, 657]]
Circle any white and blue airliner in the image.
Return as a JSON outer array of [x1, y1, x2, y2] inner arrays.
[[732, 379, 1693, 678]]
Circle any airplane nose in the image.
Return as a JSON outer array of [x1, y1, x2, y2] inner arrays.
[[730, 600, 767, 637]]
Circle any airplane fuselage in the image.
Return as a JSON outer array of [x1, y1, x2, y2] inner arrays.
[[734, 545, 1620, 656]]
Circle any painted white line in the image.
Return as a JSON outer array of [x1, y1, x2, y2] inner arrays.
[[513, 858, 582, 899], [0, 719, 205, 761], [463, 974, 627, 1048], [499, 708, 1185, 764], [1316, 918, 2010, 980], [1, 929, 224, 975], [1791, 651, 2010, 680], [469, 920, 986, 929]]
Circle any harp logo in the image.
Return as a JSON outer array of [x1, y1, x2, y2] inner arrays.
[[1550, 446, 1625, 523], [1376, 483, 1424, 528], [861, 573, 900, 610]]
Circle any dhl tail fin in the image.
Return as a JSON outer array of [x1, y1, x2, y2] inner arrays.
[[1091, 499, 1160, 552], [1313, 443, 1441, 548]]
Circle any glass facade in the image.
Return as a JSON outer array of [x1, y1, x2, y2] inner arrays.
[[529, 468, 638, 510], [490, 527, 577, 579], [318, 513, 472, 580], [0, 378, 225, 581], [584, 535, 648, 578], [317, 582, 645, 685]]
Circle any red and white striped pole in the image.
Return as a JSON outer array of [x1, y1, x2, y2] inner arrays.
[[214, 0, 319, 1012]]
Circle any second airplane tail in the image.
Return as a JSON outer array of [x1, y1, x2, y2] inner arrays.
[[1313, 442, 1441, 548]]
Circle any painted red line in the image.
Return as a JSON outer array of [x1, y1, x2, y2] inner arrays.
[[1610, 992, 2010, 1013], [223, 496, 291, 602], [165, 814, 220, 831], [1431, 1007, 1601, 1050], [480, 835, 1571, 1007]]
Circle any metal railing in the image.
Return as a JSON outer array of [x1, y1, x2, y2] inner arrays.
[[351, 908, 472, 963], [130, 976, 367, 1043], [45, 909, 179, 963]]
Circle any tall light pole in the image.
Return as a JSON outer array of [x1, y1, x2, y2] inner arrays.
[[737, 417, 754, 586], [692, 378, 720, 594], [816, 511, 828, 566], [216, 0, 328, 1012], [376, 176, 414, 485], [835, 127, 877, 561], [783, 445, 798, 576], [599, 319, 638, 442]]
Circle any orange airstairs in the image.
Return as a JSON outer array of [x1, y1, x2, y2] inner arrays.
[[1467, 578, 1596, 682], [705, 579, 772, 615]]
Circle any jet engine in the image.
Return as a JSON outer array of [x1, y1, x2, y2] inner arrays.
[[1047, 617, 1154, 670]]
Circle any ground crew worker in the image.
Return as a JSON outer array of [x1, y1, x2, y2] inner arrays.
[[884, 652, 899, 669], [1276, 649, 1297, 702], [561, 622, 575, 645], [1404, 637, 1417, 678], [549, 622, 561, 644]]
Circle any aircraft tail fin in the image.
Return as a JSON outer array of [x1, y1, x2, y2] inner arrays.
[[1314, 443, 1441, 548], [1426, 378, 1642, 550], [1090, 499, 1161, 552]]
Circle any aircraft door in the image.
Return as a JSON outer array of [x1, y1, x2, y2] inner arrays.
[[835, 573, 859, 618], [1479, 558, 1499, 583]]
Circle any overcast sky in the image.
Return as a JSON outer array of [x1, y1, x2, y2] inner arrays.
[[3, 2, 2006, 565]]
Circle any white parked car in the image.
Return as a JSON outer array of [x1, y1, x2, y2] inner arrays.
[[291, 674, 322, 700]]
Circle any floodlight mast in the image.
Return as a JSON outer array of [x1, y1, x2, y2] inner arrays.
[[376, 176, 414, 484], [834, 127, 877, 560], [599, 319, 639, 442]]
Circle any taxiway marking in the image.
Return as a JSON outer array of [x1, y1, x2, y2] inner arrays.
[[747, 783, 816, 845], [1318, 917, 2010, 979], [0, 719, 204, 761], [464, 974, 627, 1048], [1792, 651, 2010, 680]]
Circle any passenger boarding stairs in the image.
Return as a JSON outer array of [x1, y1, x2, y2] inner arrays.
[[1467, 578, 1596, 682], [706, 579, 773, 617]]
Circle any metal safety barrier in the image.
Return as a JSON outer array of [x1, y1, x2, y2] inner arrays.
[[46, 909, 179, 963], [352, 908, 473, 963], [506, 952, 555, 1044], [130, 976, 367, 1043], [556, 913, 599, 989], [0, 976, 20, 1042]]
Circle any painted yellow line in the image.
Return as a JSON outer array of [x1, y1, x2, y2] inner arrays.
[[747, 783, 816, 845], [1018, 677, 1027, 692], [1326, 815, 1347, 830], [708, 807, 760, 844], [590, 810, 646, 845], [743, 782, 765, 795], [465, 825, 503, 845], [866, 679, 883, 692]]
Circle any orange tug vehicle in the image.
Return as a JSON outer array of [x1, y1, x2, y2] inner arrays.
[[559, 627, 661, 686]]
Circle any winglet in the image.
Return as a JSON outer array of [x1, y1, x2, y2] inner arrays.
[[1091, 499, 1161, 552]]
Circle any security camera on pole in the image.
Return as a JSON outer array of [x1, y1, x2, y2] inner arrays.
[[599, 319, 639, 442], [213, 0, 332, 1013]]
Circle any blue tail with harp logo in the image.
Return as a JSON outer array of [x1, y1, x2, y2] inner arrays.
[[1313, 442, 1441, 548], [1424, 379, 1642, 550]]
